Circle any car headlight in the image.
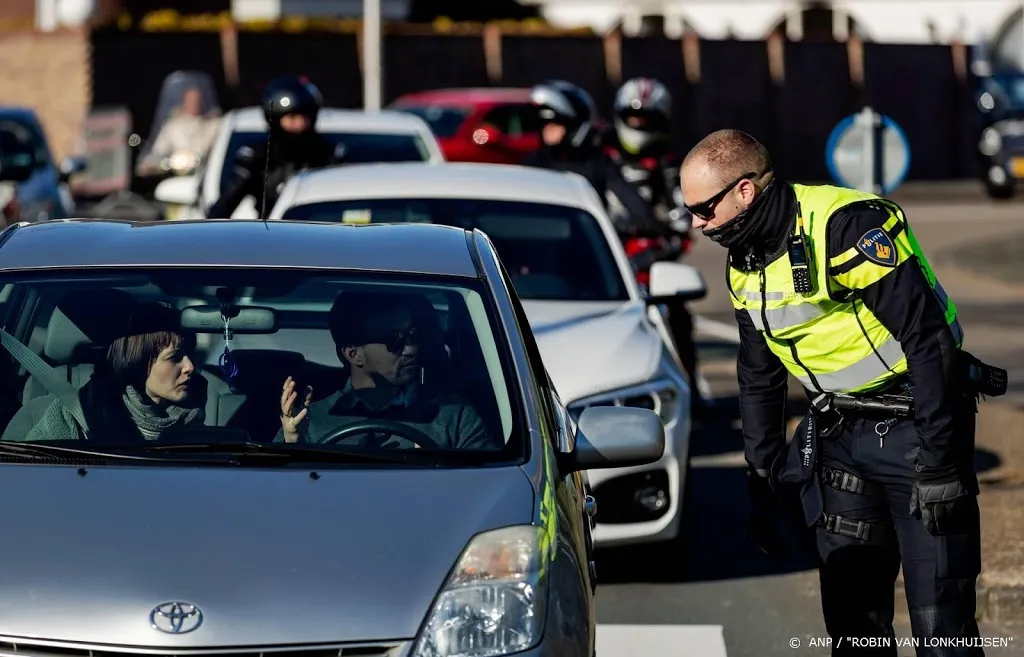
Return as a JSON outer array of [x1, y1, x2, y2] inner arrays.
[[412, 525, 549, 657], [566, 378, 683, 425], [979, 127, 1002, 156]]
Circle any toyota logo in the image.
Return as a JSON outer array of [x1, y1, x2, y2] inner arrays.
[[150, 602, 203, 634]]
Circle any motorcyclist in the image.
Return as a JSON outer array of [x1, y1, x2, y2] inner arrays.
[[605, 77, 706, 414], [207, 75, 344, 218], [521, 80, 668, 240]]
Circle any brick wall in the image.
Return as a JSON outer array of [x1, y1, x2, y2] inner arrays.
[[0, 30, 91, 161]]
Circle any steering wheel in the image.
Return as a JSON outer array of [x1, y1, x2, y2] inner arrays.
[[320, 419, 436, 448]]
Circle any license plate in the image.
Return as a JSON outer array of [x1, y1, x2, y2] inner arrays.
[[1011, 157, 1024, 178]]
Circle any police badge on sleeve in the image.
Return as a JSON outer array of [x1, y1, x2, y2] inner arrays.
[[856, 228, 897, 267]]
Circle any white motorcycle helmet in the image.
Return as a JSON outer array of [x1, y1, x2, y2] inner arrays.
[[613, 77, 672, 154]]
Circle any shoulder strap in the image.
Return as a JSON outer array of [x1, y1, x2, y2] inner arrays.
[[0, 328, 90, 434]]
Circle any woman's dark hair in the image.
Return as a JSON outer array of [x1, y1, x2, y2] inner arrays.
[[104, 302, 196, 391]]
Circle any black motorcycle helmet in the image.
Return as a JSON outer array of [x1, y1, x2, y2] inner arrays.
[[261, 75, 323, 130], [529, 80, 598, 148]]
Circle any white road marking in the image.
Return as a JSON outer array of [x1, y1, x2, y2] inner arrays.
[[695, 316, 740, 343], [597, 624, 729, 656]]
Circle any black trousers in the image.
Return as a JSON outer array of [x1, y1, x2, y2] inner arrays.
[[809, 401, 983, 657]]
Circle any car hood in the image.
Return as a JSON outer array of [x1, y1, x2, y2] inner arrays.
[[522, 300, 663, 403], [0, 463, 534, 646]]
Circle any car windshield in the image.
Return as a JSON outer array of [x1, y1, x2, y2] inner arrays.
[[0, 117, 49, 170], [280, 198, 631, 302], [219, 131, 431, 197], [0, 268, 521, 466], [393, 106, 471, 137]]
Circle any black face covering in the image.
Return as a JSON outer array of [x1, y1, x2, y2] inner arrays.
[[702, 177, 787, 250]]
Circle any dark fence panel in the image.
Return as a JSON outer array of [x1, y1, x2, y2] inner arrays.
[[691, 39, 776, 155], [863, 44, 963, 180], [235, 33, 362, 109], [774, 41, 858, 181], [384, 35, 490, 103], [619, 37, 694, 150], [89, 30, 226, 143], [500, 36, 614, 113]]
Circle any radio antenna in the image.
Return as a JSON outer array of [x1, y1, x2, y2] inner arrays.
[[260, 129, 272, 229]]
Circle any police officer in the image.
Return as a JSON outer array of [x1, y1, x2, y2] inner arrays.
[[207, 75, 344, 218], [605, 77, 706, 413], [680, 129, 999, 656], [522, 80, 668, 240]]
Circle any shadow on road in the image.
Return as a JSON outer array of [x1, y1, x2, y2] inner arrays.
[[595, 392, 819, 586]]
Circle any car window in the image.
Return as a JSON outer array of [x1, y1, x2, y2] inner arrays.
[[394, 106, 471, 138], [219, 131, 431, 197], [0, 118, 49, 170], [480, 104, 542, 137], [280, 198, 630, 302], [0, 268, 522, 462]]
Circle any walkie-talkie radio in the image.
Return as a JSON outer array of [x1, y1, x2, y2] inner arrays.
[[789, 207, 813, 294]]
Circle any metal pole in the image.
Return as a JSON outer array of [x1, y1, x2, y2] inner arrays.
[[363, 0, 382, 111], [859, 106, 876, 193]]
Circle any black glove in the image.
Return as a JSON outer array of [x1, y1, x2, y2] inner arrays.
[[909, 473, 975, 536], [746, 467, 790, 557]]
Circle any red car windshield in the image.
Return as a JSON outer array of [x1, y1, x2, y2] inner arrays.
[[394, 106, 471, 138]]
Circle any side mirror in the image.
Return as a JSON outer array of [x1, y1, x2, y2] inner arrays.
[[59, 156, 88, 181], [646, 261, 707, 304], [0, 160, 33, 183], [154, 175, 199, 206], [474, 124, 504, 148], [560, 405, 665, 473]]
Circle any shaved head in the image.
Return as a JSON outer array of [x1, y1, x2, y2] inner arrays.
[[682, 129, 772, 186], [680, 129, 775, 234]]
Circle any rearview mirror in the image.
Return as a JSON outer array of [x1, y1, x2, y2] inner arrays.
[[646, 261, 707, 304], [154, 175, 199, 207], [180, 305, 278, 334], [560, 405, 665, 473]]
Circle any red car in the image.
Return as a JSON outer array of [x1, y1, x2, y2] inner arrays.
[[389, 88, 541, 164]]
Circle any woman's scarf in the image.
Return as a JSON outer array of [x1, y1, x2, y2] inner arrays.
[[121, 385, 205, 441]]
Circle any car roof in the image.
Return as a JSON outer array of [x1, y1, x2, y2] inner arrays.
[[391, 88, 532, 105], [0, 219, 480, 277], [282, 162, 596, 210], [229, 107, 431, 133]]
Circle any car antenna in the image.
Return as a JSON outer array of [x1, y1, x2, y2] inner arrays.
[[260, 128, 271, 230]]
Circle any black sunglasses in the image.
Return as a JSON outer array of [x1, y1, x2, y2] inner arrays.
[[372, 326, 419, 355], [684, 171, 764, 221]]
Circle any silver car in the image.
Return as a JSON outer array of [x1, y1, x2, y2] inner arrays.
[[0, 218, 664, 656]]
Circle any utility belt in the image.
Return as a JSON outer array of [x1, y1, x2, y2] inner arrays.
[[778, 350, 1007, 542]]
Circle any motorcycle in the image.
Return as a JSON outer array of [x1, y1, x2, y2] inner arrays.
[[624, 210, 694, 287]]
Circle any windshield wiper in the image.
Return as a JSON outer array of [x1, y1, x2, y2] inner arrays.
[[140, 441, 455, 465], [0, 440, 228, 465]]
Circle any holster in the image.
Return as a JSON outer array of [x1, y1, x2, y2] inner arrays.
[[778, 412, 826, 527]]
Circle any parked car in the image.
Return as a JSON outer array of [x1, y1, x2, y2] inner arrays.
[[268, 161, 707, 560], [0, 107, 87, 222], [0, 217, 665, 655], [390, 88, 542, 164], [153, 107, 445, 219], [974, 72, 1024, 199]]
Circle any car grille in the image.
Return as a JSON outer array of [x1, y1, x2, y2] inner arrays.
[[0, 641, 402, 657]]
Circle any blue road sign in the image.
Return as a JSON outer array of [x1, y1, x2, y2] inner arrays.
[[825, 111, 911, 195]]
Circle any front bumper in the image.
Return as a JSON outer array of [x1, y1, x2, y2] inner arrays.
[[586, 406, 691, 548]]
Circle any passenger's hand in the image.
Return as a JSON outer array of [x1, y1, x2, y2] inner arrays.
[[280, 376, 312, 443]]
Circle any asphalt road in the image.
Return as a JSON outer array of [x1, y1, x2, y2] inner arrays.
[[590, 192, 1024, 656]]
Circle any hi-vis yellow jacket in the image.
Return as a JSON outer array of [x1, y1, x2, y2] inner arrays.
[[727, 184, 963, 395]]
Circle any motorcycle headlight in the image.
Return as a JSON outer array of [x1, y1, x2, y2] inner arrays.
[[412, 525, 549, 657], [566, 378, 683, 425]]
